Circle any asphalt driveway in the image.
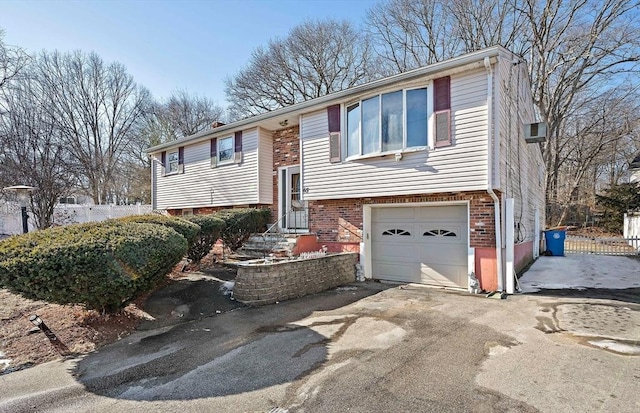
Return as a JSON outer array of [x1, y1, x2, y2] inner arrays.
[[1, 258, 639, 413]]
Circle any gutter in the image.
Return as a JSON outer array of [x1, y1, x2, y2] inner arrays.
[[147, 46, 506, 154], [484, 56, 504, 292]]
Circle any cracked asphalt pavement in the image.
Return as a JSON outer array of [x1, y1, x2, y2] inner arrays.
[[1, 258, 639, 413]]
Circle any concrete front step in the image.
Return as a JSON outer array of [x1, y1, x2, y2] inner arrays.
[[238, 233, 318, 257]]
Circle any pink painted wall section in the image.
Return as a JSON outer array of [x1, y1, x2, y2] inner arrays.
[[322, 242, 361, 254], [514, 241, 534, 273], [292, 234, 320, 255], [474, 247, 498, 291]]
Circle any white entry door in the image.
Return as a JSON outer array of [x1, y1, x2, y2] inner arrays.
[[282, 166, 308, 231]]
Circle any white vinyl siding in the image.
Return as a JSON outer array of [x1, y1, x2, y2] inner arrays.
[[257, 127, 274, 204], [154, 128, 260, 209], [300, 70, 489, 200], [496, 54, 545, 243]]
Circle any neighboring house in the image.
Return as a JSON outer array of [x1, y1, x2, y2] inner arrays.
[[147, 46, 545, 293], [630, 153, 640, 183]]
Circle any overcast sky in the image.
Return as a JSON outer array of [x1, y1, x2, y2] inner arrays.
[[0, 0, 375, 105]]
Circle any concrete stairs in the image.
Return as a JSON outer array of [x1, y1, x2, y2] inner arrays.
[[238, 234, 299, 258]]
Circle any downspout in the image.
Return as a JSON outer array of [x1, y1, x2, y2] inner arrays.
[[484, 56, 504, 292]]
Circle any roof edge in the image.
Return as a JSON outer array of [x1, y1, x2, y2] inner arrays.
[[147, 45, 509, 153]]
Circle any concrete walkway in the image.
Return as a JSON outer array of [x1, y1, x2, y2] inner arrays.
[[519, 254, 640, 292]]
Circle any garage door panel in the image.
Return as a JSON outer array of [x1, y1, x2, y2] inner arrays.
[[373, 207, 417, 221], [372, 243, 419, 260], [418, 244, 466, 264], [420, 264, 467, 287], [415, 205, 466, 220], [418, 224, 465, 241], [371, 205, 469, 288], [372, 227, 417, 242], [373, 261, 420, 283]]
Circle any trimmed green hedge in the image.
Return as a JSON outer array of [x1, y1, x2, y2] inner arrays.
[[0, 221, 187, 311], [116, 214, 200, 245], [183, 214, 226, 262], [217, 208, 271, 251]]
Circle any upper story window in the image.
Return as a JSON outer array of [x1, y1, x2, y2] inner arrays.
[[59, 197, 76, 204], [167, 150, 179, 174], [160, 146, 184, 176], [210, 131, 243, 168], [218, 136, 234, 164], [346, 87, 428, 158]]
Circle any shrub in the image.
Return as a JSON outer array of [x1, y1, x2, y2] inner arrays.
[[183, 214, 226, 262], [116, 214, 200, 245], [217, 208, 271, 251], [0, 221, 187, 312]]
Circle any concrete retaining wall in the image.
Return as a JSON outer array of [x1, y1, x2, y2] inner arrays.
[[235, 253, 358, 306]]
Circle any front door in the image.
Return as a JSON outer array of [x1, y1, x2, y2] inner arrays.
[[281, 166, 308, 231]]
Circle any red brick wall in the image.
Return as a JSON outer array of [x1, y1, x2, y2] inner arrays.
[[272, 126, 300, 223], [308, 191, 499, 248]]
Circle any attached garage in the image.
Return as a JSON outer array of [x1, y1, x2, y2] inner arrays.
[[370, 204, 469, 288]]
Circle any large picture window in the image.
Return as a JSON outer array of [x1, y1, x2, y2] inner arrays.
[[346, 87, 428, 157]]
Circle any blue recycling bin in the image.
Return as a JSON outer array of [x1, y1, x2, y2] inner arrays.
[[544, 229, 566, 256]]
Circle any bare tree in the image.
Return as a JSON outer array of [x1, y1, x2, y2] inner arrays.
[[523, 0, 640, 215], [552, 85, 640, 224], [33, 50, 151, 204], [0, 29, 30, 91], [367, 0, 640, 225], [225, 19, 378, 118], [366, 0, 460, 72], [0, 74, 76, 228], [161, 90, 226, 138]]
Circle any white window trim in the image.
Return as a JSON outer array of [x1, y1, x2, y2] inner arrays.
[[217, 136, 234, 165], [166, 150, 179, 175], [343, 86, 431, 160]]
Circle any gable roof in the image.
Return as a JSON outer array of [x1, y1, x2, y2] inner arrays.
[[147, 45, 515, 154]]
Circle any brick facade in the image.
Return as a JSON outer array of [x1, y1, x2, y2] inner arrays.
[[271, 126, 301, 224], [308, 191, 500, 248]]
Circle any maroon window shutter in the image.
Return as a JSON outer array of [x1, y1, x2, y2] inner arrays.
[[160, 151, 166, 175], [434, 77, 451, 111], [210, 138, 217, 157], [327, 105, 341, 163], [434, 76, 451, 147], [210, 138, 218, 167], [178, 146, 185, 173], [327, 104, 341, 133], [234, 131, 243, 152]]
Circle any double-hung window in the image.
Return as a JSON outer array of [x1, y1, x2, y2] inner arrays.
[[346, 87, 428, 158], [217, 136, 234, 164], [167, 150, 179, 174], [210, 131, 243, 168]]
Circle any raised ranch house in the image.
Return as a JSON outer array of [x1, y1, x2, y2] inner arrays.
[[147, 46, 545, 293]]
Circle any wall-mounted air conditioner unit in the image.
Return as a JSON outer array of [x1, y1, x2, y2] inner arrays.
[[524, 122, 547, 143]]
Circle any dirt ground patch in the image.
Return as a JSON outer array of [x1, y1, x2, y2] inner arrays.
[[0, 252, 231, 375], [0, 288, 142, 374]]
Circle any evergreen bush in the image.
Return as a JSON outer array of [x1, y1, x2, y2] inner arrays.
[[0, 221, 187, 311]]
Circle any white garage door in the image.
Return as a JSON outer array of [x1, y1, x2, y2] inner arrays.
[[371, 205, 468, 288]]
